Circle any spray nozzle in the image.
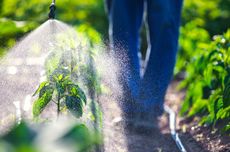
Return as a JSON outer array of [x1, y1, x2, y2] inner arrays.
[[48, 2, 56, 19]]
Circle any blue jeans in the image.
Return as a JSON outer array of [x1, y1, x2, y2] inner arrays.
[[106, 0, 183, 112]]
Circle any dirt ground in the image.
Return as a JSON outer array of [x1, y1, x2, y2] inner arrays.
[[100, 81, 230, 152], [168, 82, 230, 152], [100, 82, 181, 152]]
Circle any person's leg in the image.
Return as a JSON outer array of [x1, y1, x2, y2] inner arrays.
[[109, 0, 144, 112], [139, 0, 183, 113]]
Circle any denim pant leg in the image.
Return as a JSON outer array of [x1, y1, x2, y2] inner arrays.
[[109, 0, 144, 112], [138, 0, 183, 111]]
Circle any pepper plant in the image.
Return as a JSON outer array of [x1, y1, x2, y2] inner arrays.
[[33, 66, 86, 118], [179, 29, 230, 133]]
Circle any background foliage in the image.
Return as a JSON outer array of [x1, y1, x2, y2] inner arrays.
[[0, 0, 107, 57], [179, 31, 230, 133], [175, 0, 230, 133], [0, 0, 230, 134]]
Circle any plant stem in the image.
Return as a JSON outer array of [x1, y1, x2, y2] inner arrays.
[[70, 49, 74, 80], [57, 93, 61, 116], [52, 99, 57, 104]]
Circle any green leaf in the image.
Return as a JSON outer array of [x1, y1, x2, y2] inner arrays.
[[224, 75, 230, 86], [60, 124, 90, 143], [214, 98, 223, 117], [56, 82, 65, 95], [199, 115, 213, 126], [59, 124, 93, 152], [38, 84, 54, 98], [68, 84, 87, 104], [188, 99, 207, 117], [223, 82, 230, 108], [207, 89, 222, 121], [221, 122, 230, 135], [2, 121, 37, 146], [216, 106, 230, 120], [180, 95, 191, 116], [66, 96, 83, 118], [203, 64, 212, 86], [33, 89, 54, 117], [32, 81, 48, 96], [50, 67, 70, 82], [58, 74, 63, 80]]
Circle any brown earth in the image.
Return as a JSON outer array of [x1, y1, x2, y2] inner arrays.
[[100, 81, 230, 152], [167, 81, 230, 152]]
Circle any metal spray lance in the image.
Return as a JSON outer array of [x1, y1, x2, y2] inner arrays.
[[48, 0, 56, 19]]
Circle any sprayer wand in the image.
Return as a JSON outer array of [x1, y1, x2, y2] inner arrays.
[[48, 0, 56, 19]]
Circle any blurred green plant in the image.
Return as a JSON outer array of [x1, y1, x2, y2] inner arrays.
[[179, 29, 230, 133], [175, 0, 230, 76], [0, 122, 38, 152], [59, 123, 102, 152], [0, 0, 107, 32], [182, 0, 230, 35], [0, 0, 107, 58], [0, 121, 101, 152], [0, 18, 37, 57], [175, 20, 210, 75]]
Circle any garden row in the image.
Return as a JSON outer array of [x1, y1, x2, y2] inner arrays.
[[177, 28, 230, 134]]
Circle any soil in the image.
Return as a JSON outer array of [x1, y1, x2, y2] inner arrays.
[[100, 81, 230, 152], [179, 118, 230, 152], [100, 95, 179, 152], [99, 81, 181, 152], [167, 81, 230, 152]]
